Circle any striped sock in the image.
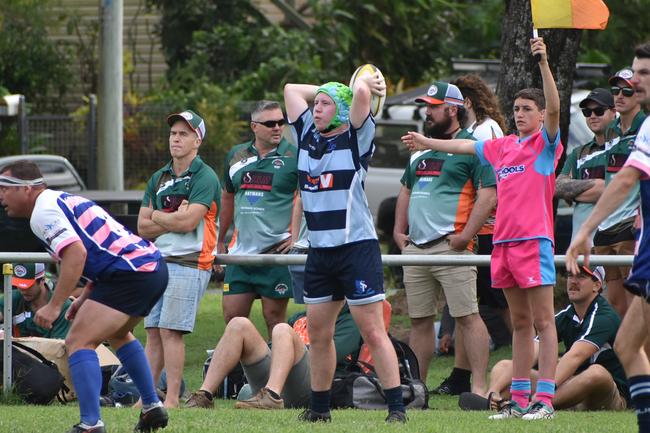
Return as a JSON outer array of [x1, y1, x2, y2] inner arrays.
[[510, 378, 531, 409], [630, 375, 650, 433], [535, 378, 555, 408]]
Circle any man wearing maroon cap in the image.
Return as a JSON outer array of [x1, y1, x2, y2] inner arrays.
[[0, 263, 71, 339], [592, 69, 647, 317]]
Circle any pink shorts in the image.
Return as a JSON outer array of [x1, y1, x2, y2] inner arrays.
[[491, 239, 556, 289]]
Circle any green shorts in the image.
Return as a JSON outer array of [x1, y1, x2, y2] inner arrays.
[[224, 264, 293, 299]]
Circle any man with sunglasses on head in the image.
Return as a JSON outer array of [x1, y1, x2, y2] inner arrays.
[[556, 89, 616, 243], [590, 69, 647, 318], [218, 100, 298, 338], [138, 109, 221, 408]]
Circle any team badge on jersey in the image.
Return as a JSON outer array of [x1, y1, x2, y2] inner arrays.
[[272, 158, 285, 169]]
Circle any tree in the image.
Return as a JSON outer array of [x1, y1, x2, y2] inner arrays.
[[0, 0, 74, 111], [496, 0, 581, 153]]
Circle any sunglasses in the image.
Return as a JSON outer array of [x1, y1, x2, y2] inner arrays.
[[252, 119, 285, 128], [611, 86, 635, 97], [581, 107, 607, 117]]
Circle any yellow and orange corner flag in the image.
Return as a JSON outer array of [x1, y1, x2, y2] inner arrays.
[[531, 0, 609, 30]]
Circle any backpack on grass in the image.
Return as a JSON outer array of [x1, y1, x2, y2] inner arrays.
[[0, 341, 67, 405], [330, 335, 429, 410]]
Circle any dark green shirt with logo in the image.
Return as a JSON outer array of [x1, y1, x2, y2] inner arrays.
[[0, 289, 72, 339], [555, 295, 628, 398]]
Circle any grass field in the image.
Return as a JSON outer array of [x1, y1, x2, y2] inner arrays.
[[0, 291, 638, 432]]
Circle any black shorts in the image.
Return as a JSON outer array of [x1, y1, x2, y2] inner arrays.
[[476, 234, 508, 309], [304, 239, 384, 305], [89, 259, 168, 317]]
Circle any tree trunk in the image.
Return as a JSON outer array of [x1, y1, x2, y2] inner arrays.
[[497, 0, 581, 160]]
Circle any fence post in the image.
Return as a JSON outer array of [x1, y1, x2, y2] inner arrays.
[[3, 263, 13, 396], [18, 95, 28, 154], [87, 95, 98, 189]]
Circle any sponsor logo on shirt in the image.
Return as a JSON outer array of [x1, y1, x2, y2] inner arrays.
[[245, 190, 264, 204], [580, 166, 605, 180], [162, 194, 188, 212], [496, 165, 525, 180], [607, 153, 629, 173], [42, 221, 67, 246], [416, 159, 444, 177], [241, 171, 274, 191], [303, 173, 334, 191]]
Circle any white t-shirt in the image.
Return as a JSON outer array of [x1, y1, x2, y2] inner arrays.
[[467, 118, 504, 141]]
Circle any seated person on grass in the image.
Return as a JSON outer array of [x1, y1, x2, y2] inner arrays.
[[185, 305, 362, 409], [0, 263, 72, 339], [482, 265, 629, 411]]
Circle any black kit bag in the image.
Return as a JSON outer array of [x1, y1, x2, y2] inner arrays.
[[0, 341, 67, 404], [330, 336, 428, 410], [202, 352, 248, 399]]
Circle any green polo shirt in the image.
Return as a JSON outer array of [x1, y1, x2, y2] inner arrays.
[[142, 155, 221, 270], [560, 138, 607, 240], [400, 129, 496, 248], [0, 289, 71, 339], [555, 295, 627, 396], [223, 139, 299, 254], [599, 111, 646, 231]]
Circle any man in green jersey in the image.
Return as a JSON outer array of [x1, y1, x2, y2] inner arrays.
[[218, 100, 299, 337], [594, 68, 646, 317], [556, 88, 616, 242], [393, 81, 496, 394]]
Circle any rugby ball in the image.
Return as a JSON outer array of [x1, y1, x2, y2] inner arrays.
[[349, 64, 386, 117]]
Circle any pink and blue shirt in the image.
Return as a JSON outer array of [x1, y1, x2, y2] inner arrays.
[[30, 189, 161, 281], [474, 128, 563, 245]]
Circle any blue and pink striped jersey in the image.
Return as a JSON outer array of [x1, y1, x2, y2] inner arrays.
[[30, 189, 161, 280]]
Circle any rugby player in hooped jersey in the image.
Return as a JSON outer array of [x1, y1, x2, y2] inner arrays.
[[284, 73, 407, 424], [402, 37, 563, 420], [0, 160, 169, 433], [567, 42, 650, 433]]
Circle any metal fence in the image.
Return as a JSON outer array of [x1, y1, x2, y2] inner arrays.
[[0, 251, 635, 395]]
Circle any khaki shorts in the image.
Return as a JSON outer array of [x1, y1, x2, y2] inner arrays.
[[402, 240, 478, 319], [593, 240, 634, 281]]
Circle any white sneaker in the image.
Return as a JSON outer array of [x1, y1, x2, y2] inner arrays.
[[522, 401, 555, 420]]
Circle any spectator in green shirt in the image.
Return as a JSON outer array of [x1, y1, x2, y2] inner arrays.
[[0, 263, 71, 339]]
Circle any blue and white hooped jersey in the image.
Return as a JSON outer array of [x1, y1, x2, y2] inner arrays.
[[291, 109, 378, 248], [30, 189, 161, 281]]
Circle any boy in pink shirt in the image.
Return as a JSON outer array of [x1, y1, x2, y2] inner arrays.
[[402, 37, 561, 420]]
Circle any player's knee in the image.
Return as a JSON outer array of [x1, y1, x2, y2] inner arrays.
[[271, 322, 293, 338], [226, 316, 256, 334], [491, 359, 513, 375], [584, 364, 610, 385]]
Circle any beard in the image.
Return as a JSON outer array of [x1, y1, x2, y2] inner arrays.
[[424, 114, 454, 139]]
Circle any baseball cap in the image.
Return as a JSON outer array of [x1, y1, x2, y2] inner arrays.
[[415, 82, 464, 106], [167, 110, 206, 141], [12, 263, 46, 290], [579, 88, 614, 108], [580, 265, 605, 284], [608, 67, 634, 88]]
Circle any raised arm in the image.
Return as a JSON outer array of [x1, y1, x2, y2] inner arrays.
[[401, 131, 476, 155], [284, 84, 318, 122], [533, 37, 560, 141], [350, 72, 386, 128]]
